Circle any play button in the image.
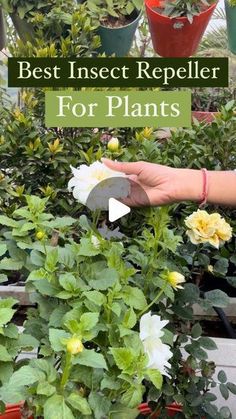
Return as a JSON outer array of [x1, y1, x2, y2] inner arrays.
[[109, 198, 130, 222]]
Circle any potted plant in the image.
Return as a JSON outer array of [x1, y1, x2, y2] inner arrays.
[[225, 0, 236, 55], [86, 0, 143, 56], [1, 0, 91, 45], [0, 184, 235, 418], [145, 0, 218, 57]]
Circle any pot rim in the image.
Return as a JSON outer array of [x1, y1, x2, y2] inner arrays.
[[145, 0, 218, 22], [99, 8, 142, 30]]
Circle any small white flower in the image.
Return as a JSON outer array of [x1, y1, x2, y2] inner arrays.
[[142, 336, 172, 376], [140, 312, 169, 341], [68, 161, 130, 210], [91, 235, 100, 249]]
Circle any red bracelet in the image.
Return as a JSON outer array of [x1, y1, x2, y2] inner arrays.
[[199, 168, 209, 207]]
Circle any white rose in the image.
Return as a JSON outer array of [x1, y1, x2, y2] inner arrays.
[[142, 336, 172, 376], [140, 311, 169, 341], [68, 161, 130, 210]]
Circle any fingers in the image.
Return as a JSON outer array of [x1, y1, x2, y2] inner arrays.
[[101, 158, 143, 175]]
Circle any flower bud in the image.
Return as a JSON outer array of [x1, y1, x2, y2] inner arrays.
[[36, 231, 46, 241], [107, 137, 119, 152], [66, 337, 83, 355], [167, 271, 185, 290]]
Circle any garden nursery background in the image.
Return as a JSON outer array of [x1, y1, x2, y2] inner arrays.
[[0, 0, 236, 418]]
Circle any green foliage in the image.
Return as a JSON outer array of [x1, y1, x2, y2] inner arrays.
[[162, 0, 216, 23], [87, 0, 143, 22]]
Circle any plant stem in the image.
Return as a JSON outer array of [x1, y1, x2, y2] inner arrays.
[[60, 352, 72, 391], [139, 282, 168, 318]]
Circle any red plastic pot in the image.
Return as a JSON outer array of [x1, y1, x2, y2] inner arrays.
[[192, 111, 219, 123], [0, 404, 24, 419], [139, 403, 182, 417], [145, 0, 217, 57]]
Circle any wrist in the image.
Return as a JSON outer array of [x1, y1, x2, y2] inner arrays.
[[173, 168, 203, 203]]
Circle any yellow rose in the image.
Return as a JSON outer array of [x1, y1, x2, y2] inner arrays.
[[107, 137, 119, 152], [66, 337, 83, 355], [167, 271, 185, 290], [185, 210, 232, 249]]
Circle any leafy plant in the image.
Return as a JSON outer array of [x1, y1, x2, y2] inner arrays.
[[0, 195, 235, 417], [161, 0, 216, 23], [86, 0, 143, 25], [228, 0, 236, 6]]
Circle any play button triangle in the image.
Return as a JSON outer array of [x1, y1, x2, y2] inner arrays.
[[109, 198, 130, 222]]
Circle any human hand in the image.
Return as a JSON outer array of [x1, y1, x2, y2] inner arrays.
[[102, 159, 202, 207]]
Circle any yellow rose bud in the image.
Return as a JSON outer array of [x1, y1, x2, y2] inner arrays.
[[66, 337, 83, 355], [167, 271, 185, 290], [36, 231, 46, 241], [208, 265, 214, 273], [107, 137, 119, 152]]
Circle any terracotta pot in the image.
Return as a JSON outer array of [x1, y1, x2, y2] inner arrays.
[[192, 111, 219, 123], [145, 0, 217, 57], [139, 403, 182, 417]]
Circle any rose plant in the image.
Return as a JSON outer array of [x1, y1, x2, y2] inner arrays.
[[0, 186, 235, 417]]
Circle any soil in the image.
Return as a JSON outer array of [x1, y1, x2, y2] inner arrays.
[[100, 11, 137, 28]]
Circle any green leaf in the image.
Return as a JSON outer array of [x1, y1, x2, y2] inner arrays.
[[214, 258, 229, 275], [67, 393, 91, 415], [9, 366, 45, 387], [18, 334, 39, 349], [110, 348, 135, 371], [0, 244, 7, 257], [50, 217, 77, 229], [227, 382, 236, 394], [121, 384, 143, 408], [220, 384, 229, 400], [121, 287, 147, 310], [0, 345, 12, 362], [219, 407, 231, 418], [205, 289, 230, 308], [109, 404, 139, 419], [72, 349, 107, 370], [191, 323, 202, 339], [37, 381, 56, 397], [145, 369, 163, 389], [218, 370, 227, 383], [123, 308, 136, 329], [44, 395, 75, 419], [89, 268, 119, 290], [79, 312, 99, 331], [198, 337, 217, 350], [0, 258, 23, 271], [49, 329, 70, 352], [0, 363, 13, 384], [88, 392, 111, 419], [83, 290, 106, 306], [45, 248, 58, 272], [0, 216, 18, 228], [78, 238, 100, 257], [0, 308, 16, 326]]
